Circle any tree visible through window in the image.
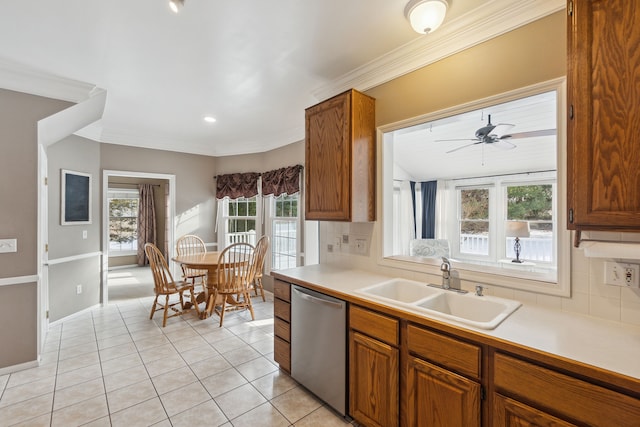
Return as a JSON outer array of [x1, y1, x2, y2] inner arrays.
[[459, 188, 490, 255], [109, 189, 139, 253]]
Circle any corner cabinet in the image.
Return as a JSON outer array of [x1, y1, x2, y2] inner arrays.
[[305, 89, 376, 222], [567, 0, 640, 230]]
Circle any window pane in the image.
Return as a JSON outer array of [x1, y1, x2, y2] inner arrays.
[[506, 185, 554, 263], [459, 188, 489, 256], [507, 185, 552, 221], [461, 189, 488, 219], [109, 197, 138, 252]]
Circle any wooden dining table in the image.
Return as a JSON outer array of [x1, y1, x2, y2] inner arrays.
[[172, 251, 222, 319]]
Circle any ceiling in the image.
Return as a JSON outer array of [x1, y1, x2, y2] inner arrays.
[[0, 0, 563, 157], [392, 90, 558, 181]]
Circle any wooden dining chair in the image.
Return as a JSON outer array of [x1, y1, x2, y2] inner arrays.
[[212, 242, 256, 327], [145, 243, 200, 327], [175, 234, 208, 292], [250, 235, 269, 302]]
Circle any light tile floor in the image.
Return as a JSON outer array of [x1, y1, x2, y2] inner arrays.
[[0, 288, 354, 426]]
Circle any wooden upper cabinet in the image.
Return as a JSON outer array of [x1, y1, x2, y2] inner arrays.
[[305, 89, 376, 221], [567, 0, 640, 230]]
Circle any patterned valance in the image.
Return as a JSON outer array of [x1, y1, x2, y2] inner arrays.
[[216, 172, 260, 200], [262, 165, 303, 197]]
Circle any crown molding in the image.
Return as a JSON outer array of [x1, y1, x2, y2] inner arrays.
[[312, 0, 565, 101], [0, 58, 96, 103]]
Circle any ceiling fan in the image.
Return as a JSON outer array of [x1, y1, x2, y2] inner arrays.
[[437, 115, 556, 154]]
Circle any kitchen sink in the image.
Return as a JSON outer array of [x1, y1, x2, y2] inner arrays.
[[356, 278, 442, 304], [414, 291, 521, 329], [356, 278, 522, 330]]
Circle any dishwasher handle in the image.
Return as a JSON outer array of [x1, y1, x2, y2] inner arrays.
[[293, 287, 344, 310]]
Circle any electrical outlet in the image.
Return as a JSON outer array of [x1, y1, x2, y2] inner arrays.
[[355, 239, 367, 254], [82, 230, 87, 239], [76, 284, 82, 295], [605, 262, 640, 288], [342, 234, 350, 244], [327, 244, 333, 253]]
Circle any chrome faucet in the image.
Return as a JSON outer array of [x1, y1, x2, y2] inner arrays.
[[441, 257, 451, 290]]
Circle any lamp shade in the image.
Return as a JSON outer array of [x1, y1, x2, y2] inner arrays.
[[505, 221, 530, 238], [404, 0, 448, 34]]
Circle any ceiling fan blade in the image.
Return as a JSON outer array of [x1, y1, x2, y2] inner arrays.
[[435, 138, 478, 143], [492, 140, 516, 150], [504, 128, 556, 139], [446, 141, 482, 154], [489, 123, 515, 138]]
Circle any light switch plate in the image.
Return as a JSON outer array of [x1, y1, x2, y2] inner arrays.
[[0, 239, 17, 253]]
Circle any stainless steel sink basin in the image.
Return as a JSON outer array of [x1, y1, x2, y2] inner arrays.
[[356, 278, 442, 304], [414, 292, 521, 329]]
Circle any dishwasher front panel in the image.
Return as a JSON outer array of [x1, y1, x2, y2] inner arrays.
[[291, 285, 347, 416]]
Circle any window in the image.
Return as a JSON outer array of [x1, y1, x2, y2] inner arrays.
[[222, 196, 258, 247], [270, 194, 299, 270], [108, 189, 139, 254], [458, 187, 490, 257], [449, 173, 556, 266], [506, 184, 553, 262]]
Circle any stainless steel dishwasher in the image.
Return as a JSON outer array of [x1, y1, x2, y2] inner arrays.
[[291, 285, 347, 416]]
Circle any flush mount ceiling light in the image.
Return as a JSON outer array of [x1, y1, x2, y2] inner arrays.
[[404, 0, 448, 34], [203, 115, 217, 123], [169, 0, 184, 13]]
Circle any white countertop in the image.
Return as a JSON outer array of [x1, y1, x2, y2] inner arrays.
[[273, 264, 640, 382]]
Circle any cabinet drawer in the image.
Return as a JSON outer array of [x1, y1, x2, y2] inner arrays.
[[274, 336, 290, 373], [350, 305, 398, 346], [494, 352, 640, 426], [273, 280, 291, 302], [274, 298, 290, 322], [407, 324, 481, 380], [274, 317, 290, 342]]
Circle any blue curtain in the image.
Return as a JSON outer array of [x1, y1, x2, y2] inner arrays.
[[420, 181, 437, 239], [410, 181, 417, 238]]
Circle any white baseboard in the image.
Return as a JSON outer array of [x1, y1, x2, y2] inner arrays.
[[49, 303, 101, 327]]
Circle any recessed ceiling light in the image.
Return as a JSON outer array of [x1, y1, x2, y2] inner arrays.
[[203, 116, 217, 123]]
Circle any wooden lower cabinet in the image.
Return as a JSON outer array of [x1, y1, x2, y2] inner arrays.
[[349, 305, 399, 427], [273, 280, 291, 373], [350, 331, 399, 427], [493, 394, 576, 427], [492, 352, 640, 427], [407, 357, 481, 427]]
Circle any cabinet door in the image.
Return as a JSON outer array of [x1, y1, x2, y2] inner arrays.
[[349, 331, 399, 427], [493, 393, 576, 427], [567, 0, 640, 229], [407, 356, 480, 427], [305, 92, 351, 220]]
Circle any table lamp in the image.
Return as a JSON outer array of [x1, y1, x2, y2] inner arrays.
[[505, 221, 530, 263]]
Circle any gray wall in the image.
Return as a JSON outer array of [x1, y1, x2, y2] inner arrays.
[[0, 89, 72, 367], [47, 134, 102, 321], [101, 144, 218, 244]]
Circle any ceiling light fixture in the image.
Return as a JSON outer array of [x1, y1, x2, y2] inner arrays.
[[169, 0, 184, 13], [203, 116, 217, 123], [404, 0, 448, 35]]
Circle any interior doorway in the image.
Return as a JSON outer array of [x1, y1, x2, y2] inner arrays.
[[102, 170, 176, 305]]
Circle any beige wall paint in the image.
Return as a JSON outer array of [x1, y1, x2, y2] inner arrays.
[[367, 11, 566, 128], [0, 89, 72, 368]]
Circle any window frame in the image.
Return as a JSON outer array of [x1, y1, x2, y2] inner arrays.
[[265, 193, 301, 272]]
